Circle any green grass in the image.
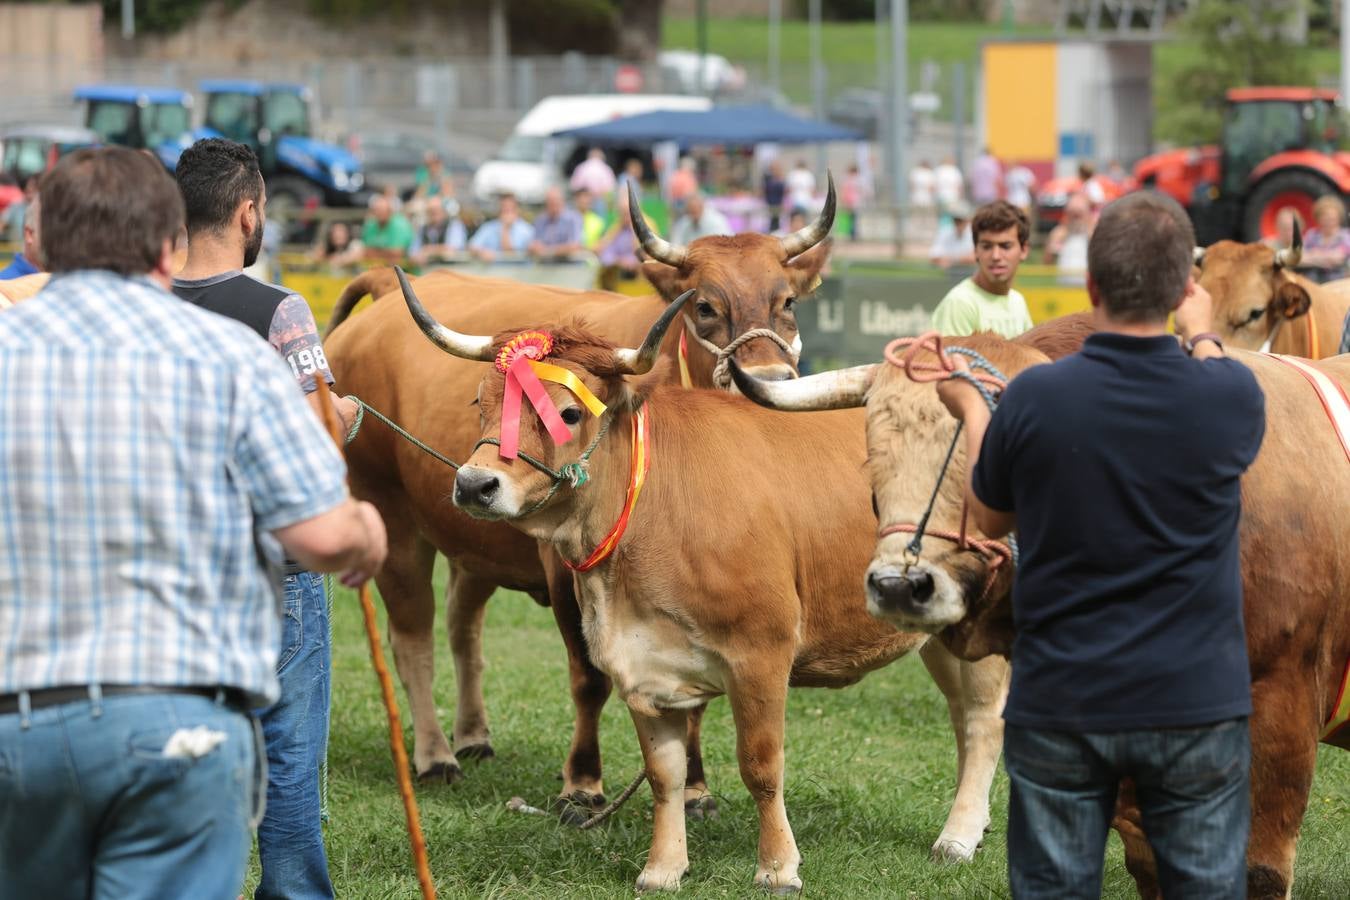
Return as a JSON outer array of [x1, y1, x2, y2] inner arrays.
[[242, 559, 1350, 897]]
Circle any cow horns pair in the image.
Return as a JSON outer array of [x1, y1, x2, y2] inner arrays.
[[627, 173, 836, 268], [1192, 219, 1302, 269], [396, 266, 692, 376]]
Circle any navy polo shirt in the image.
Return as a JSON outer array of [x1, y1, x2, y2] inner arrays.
[[973, 333, 1265, 731]]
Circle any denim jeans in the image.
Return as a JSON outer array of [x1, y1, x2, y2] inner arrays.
[[254, 570, 335, 900], [0, 691, 259, 900], [1005, 719, 1251, 899]]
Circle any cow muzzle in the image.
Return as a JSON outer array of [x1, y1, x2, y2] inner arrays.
[[867, 566, 935, 614], [864, 561, 965, 631], [453, 466, 507, 518]]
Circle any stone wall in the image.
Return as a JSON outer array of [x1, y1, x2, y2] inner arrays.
[[0, 2, 102, 65]]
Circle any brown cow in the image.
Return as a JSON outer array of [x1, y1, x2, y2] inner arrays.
[[1195, 231, 1350, 357], [400, 280, 1015, 891], [323, 187, 835, 806], [733, 336, 1350, 900]]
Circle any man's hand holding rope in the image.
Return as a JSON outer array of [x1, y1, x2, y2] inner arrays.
[[936, 356, 1016, 541]]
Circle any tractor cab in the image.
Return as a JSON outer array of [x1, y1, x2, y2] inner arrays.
[[73, 85, 192, 168], [194, 80, 365, 215], [1137, 87, 1350, 244]]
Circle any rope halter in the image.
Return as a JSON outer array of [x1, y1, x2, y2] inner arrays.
[[683, 315, 801, 390], [877, 331, 1018, 600]]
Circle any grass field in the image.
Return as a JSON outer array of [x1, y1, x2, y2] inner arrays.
[[241, 560, 1350, 898]]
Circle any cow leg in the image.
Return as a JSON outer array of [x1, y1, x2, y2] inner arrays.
[[446, 567, 497, 761], [541, 555, 611, 823], [684, 703, 718, 819], [378, 530, 461, 782], [1245, 677, 1318, 900], [1113, 779, 1163, 900], [919, 639, 1009, 862], [630, 705, 691, 893], [727, 666, 801, 894]]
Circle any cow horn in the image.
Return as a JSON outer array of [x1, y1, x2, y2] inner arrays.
[[614, 289, 695, 375], [779, 171, 837, 259], [729, 359, 877, 411], [628, 180, 687, 268], [1192, 245, 1206, 267], [1274, 218, 1302, 268], [396, 266, 495, 361]]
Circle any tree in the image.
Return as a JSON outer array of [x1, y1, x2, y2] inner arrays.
[[1156, 0, 1313, 145]]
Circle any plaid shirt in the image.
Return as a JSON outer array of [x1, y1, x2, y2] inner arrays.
[[0, 271, 349, 706]]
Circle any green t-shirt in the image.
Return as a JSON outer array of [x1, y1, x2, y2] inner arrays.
[[931, 277, 1033, 339], [362, 214, 414, 252], [581, 211, 605, 249]]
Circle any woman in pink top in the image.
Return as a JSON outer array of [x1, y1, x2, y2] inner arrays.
[[1303, 194, 1350, 282]]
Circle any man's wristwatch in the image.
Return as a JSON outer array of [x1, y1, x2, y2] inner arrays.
[[1183, 332, 1223, 356]]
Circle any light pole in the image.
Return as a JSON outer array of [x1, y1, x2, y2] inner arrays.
[[890, 0, 909, 253], [810, 0, 826, 173], [769, 0, 782, 96]]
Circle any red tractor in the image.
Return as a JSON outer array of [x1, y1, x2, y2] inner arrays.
[[1134, 87, 1350, 244]]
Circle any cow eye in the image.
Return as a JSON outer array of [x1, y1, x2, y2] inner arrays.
[[1247, 307, 1266, 324], [784, 296, 797, 312], [696, 300, 716, 319], [560, 407, 583, 426]]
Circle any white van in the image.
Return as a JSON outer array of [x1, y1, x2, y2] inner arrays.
[[472, 93, 712, 205]]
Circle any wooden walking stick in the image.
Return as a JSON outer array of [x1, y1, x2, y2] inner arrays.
[[312, 378, 436, 900]]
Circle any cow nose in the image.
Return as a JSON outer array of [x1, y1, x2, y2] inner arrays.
[[868, 570, 913, 613], [906, 569, 935, 602], [454, 468, 500, 508]]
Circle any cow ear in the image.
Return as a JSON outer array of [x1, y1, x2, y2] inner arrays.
[[787, 237, 832, 296], [1274, 281, 1312, 320], [640, 260, 686, 303]]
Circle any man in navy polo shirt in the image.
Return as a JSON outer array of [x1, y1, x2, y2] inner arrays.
[[938, 191, 1265, 897]]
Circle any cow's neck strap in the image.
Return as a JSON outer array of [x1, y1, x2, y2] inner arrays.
[[565, 403, 651, 573]]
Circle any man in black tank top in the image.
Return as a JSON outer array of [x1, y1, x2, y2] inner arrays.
[[172, 138, 340, 900]]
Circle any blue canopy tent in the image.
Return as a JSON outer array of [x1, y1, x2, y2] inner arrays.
[[552, 104, 862, 146]]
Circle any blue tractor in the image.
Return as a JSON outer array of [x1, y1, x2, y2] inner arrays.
[[74, 85, 193, 170], [183, 80, 366, 217]]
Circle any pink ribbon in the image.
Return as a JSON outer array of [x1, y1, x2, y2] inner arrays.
[[497, 356, 574, 459]]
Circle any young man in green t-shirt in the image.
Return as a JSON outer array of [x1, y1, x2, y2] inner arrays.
[[931, 200, 1034, 338]]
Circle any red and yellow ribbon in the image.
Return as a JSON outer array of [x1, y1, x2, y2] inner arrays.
[[565, 403, 651, 572], [494, 331, 606, 460], [1322, 657, 1350, 744]]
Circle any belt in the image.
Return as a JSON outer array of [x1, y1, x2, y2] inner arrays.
[[0, 684, 249, 716]]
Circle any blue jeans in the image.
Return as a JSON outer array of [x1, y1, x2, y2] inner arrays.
[[1005, 719, 1251, 899], [0, 691, 259, 900], [254, 570, 335, 900]]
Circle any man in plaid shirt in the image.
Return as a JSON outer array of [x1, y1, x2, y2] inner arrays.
[[0, 147, 386, 900]]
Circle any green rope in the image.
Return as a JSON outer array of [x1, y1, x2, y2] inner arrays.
[[351, 398, 460, 471]]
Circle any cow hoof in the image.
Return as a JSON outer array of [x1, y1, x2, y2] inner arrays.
[[684, 794, 719, 820], [455, 742, 495, 762], [930, 835, 980, 863], [416, 760, 464, 785], [757, 873, 803, 894], [553, 790, 607, 826], [635, 866, 685, 892]]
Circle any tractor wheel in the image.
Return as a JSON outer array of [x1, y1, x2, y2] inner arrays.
[[1242, 171, 1334, 243], [266, 175, 324, 241]]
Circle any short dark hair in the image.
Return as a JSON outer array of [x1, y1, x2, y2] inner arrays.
[[971, 200, 1029, 246], [1088, 192, 1195, 323], [175, 138, 264, 236], [40, 147, 183, 276]]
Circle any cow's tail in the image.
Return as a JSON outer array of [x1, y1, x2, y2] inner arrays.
[[324, 267, 403, 338]]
